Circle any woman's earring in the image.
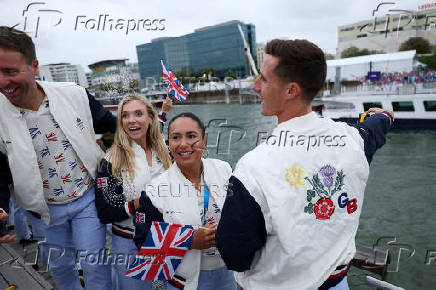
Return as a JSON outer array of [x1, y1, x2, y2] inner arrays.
[[202, 147, 209, 159]]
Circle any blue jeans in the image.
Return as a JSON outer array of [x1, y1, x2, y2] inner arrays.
[[8, 198, 32, 240], [111, 234, 153, 290], [167, 266, 236, 290], [330, 276, 349, 290], [30, 186, 111, 290]]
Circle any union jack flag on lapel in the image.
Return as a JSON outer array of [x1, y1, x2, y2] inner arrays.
[[125, 221, 195, 281], [161, 60, 189, 102]]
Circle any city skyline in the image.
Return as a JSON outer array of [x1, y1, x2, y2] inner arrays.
[[0, 0, 421, 72]]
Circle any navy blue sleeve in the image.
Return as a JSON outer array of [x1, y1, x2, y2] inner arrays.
[[133, 192, 164, 249], [0, 152, 11, 213], [216, 176, 267, 272], [94, 159, 130, 224], [349, 113, 393, 164], [86, 89, 117, 134]]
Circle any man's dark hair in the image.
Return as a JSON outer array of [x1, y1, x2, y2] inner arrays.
[[0, 26, 36, 65], [168, 112, 206, 138], [265, 39, 326, 103]]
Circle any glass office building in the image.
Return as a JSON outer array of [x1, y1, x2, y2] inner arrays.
[[136, 20, 256, 79]]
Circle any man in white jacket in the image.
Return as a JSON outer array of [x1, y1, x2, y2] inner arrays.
[[0, 26, 116, 289], [216, 39, 394, 289]]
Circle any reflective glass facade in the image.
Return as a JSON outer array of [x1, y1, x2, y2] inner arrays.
[[136, 21, 256, 79]]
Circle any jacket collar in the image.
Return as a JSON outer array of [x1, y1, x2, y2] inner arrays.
[[273, 111, 318, 134]]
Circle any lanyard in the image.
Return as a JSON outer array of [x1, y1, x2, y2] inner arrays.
[[202, 175, 210, 226]]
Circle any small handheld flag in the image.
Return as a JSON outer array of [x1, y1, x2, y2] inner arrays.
[[161, 60, 189, 102], [126, 221, 195, 281]]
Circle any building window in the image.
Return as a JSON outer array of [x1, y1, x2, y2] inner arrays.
[[340, 26, 355, 32], [363, 102, 382, 111], [392, 101, 414, 111], [424, 101, 436, 111]]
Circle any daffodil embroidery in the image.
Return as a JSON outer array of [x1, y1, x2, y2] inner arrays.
[[285, 163, 307, 189], [304, 165, 355, 220]]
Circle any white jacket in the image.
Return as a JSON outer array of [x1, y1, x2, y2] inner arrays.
[[145, 158, 232, 290], [233, 112, 369, 290], [0, 81, 103, 225]]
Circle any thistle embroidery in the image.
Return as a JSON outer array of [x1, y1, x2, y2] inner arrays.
[[285, 163, 307, 189], [304, 165, 346, 220]]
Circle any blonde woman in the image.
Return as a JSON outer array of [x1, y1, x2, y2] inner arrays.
[[95, 94, 172, 289]]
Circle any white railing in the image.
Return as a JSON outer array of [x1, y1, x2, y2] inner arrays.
[[340, 83, 436, 95]]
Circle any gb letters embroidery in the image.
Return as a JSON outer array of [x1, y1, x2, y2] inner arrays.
[[303, 165, 358, 220]]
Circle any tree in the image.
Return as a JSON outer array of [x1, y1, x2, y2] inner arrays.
[[226, 70, 237, 79], [325, 54, 335, 60], [418, 54, 436, 70], [128, 79, 139, 92], [399, 37, 431, 54], [341, 46, 385, 58], [201, 67, 216, 79]]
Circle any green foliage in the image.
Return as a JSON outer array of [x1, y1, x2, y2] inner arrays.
[[341, 46, 385, 58], [418, 54, 436, 70], [325, 53, 335, 60], [304, 202, 314, 214], [332, 170, 345, 195], [174, 71, 187, 80], [128, 79, 139, 92], [399, 37, 431, 54], [201, 67, 216, 77], [305, 174, 328, 197], [226, 70, 237, 79]]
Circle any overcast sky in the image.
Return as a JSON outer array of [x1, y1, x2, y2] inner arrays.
[[0, 0, 421, 72]]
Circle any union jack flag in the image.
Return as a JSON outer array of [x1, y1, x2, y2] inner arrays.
[[161, 60, 189, 102], [125, 221, 195, 281]]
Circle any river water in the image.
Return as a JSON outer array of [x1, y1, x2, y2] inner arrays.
[[166, 103, 436, 290]]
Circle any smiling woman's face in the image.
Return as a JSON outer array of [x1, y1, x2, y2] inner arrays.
[[168, 117, 206, 170], [121, 100, 151, 144]]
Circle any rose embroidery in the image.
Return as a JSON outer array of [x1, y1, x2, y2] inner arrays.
[[314, 197, 335, 220]]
